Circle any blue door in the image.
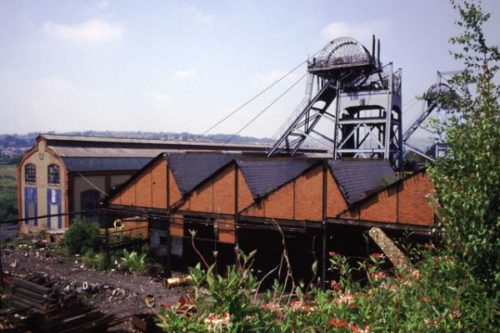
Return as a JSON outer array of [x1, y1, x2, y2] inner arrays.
[[47, 188, 62, 229], [24, 187, 38, 226]]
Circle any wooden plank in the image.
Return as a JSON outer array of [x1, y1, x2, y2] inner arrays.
[[13, 287, 57, 303], [12, 277, 52, 294]]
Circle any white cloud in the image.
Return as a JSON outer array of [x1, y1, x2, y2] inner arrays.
[[321, 19, 389, 43], [175, 69, 196, 79], [43, 19, 123, 45]]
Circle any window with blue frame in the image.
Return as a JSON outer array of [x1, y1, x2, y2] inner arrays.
[[48, 164, 60, 184], [25, 163, 36, 183]]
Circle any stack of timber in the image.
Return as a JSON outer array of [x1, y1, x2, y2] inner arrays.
[[11, 276, 58, 311], [7, 275, 114, 332]]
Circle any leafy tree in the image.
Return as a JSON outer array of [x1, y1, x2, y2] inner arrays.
[[429, 0, 499, 292]]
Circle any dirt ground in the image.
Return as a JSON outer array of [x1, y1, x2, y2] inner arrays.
[[1, 241, 187, 330]]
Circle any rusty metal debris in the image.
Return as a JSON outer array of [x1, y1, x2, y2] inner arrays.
[[164, 275, 192, 288]]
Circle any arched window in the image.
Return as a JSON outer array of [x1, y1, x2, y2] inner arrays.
[[48, 164, 60, 184], [25, 164, 36, 183]]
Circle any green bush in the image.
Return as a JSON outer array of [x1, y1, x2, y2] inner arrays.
[[154, 249, 497, 332], [64, 220, 101, 254]]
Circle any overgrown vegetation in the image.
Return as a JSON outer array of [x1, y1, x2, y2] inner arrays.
[[429, 0, 500, 293], [81, 250, 110, 271], [154, 248, 496, 332], [64, 220, 101, 254]]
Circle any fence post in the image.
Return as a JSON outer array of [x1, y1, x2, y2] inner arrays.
[[165, 217, 172, 278], [0, 242, 4, 292], [321, 162, 328, 290], [104, 212, 110, 268], [321, 221, 327, 290]]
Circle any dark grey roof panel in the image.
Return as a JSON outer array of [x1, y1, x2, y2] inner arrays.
[[62, 157, 152, 172], [329, 160, 396, 205], [166, 153, 234, 194], [237, 159, 319, 200]]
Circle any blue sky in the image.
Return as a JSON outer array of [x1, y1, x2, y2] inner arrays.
[[1, 0, 499, 140]]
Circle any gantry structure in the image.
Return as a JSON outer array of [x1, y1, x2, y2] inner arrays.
[[402, 71, 458, 161], [268, 36, 403, 168]]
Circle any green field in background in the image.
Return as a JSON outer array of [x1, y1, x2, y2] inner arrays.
[[0, 164, 17, 222]]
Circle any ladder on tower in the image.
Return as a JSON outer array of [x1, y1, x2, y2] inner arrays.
[[267, 78, 337, 156]]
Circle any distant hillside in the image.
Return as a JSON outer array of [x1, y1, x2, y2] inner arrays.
[[0, 131, 277, 164]]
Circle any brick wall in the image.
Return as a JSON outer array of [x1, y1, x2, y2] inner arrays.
[[339, 170, 435, 226], [326, 169, 348, 217], [110, 158, 168, 209], [181, 164, 236, 214]]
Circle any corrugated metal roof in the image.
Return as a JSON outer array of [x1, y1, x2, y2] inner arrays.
[[62, 157, 152, 172], [42, 134, 261, 147], [237, 159, 319, 200], [166, 153, 234, 194], [329, 159, 396, 205], [52, 147, 166, 158], [39, 134, 326, 153]]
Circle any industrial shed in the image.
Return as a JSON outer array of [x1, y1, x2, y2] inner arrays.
[[106, 152, 435, 278], [17, 135, 307, 234]]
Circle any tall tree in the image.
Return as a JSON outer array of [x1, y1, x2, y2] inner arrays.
[[430, 0, 499, 292]]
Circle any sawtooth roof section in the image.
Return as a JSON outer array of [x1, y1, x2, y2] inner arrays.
[[166, 153, 235, 194], [237, 159, 320, 200], [329, 159, 396, 205], [62, 157, 152, 172]]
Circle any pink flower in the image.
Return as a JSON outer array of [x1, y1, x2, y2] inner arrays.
[[261, 302, 280, 313], [204, 312, 231, 328], [337, 292, 356, 307], [330, 280, 341, 291], [289, 300, 302, 310], [329, 251, 340, 257], [330, 317, 348, 328], [380, 281, 398, 292], [349, 322, 361, 333], [370, 271, 387, 280], [289, 300, 315, 313], [370, 252, 385, 259]]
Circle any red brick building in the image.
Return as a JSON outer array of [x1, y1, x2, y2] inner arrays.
[[106, 152, 435, 278]]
